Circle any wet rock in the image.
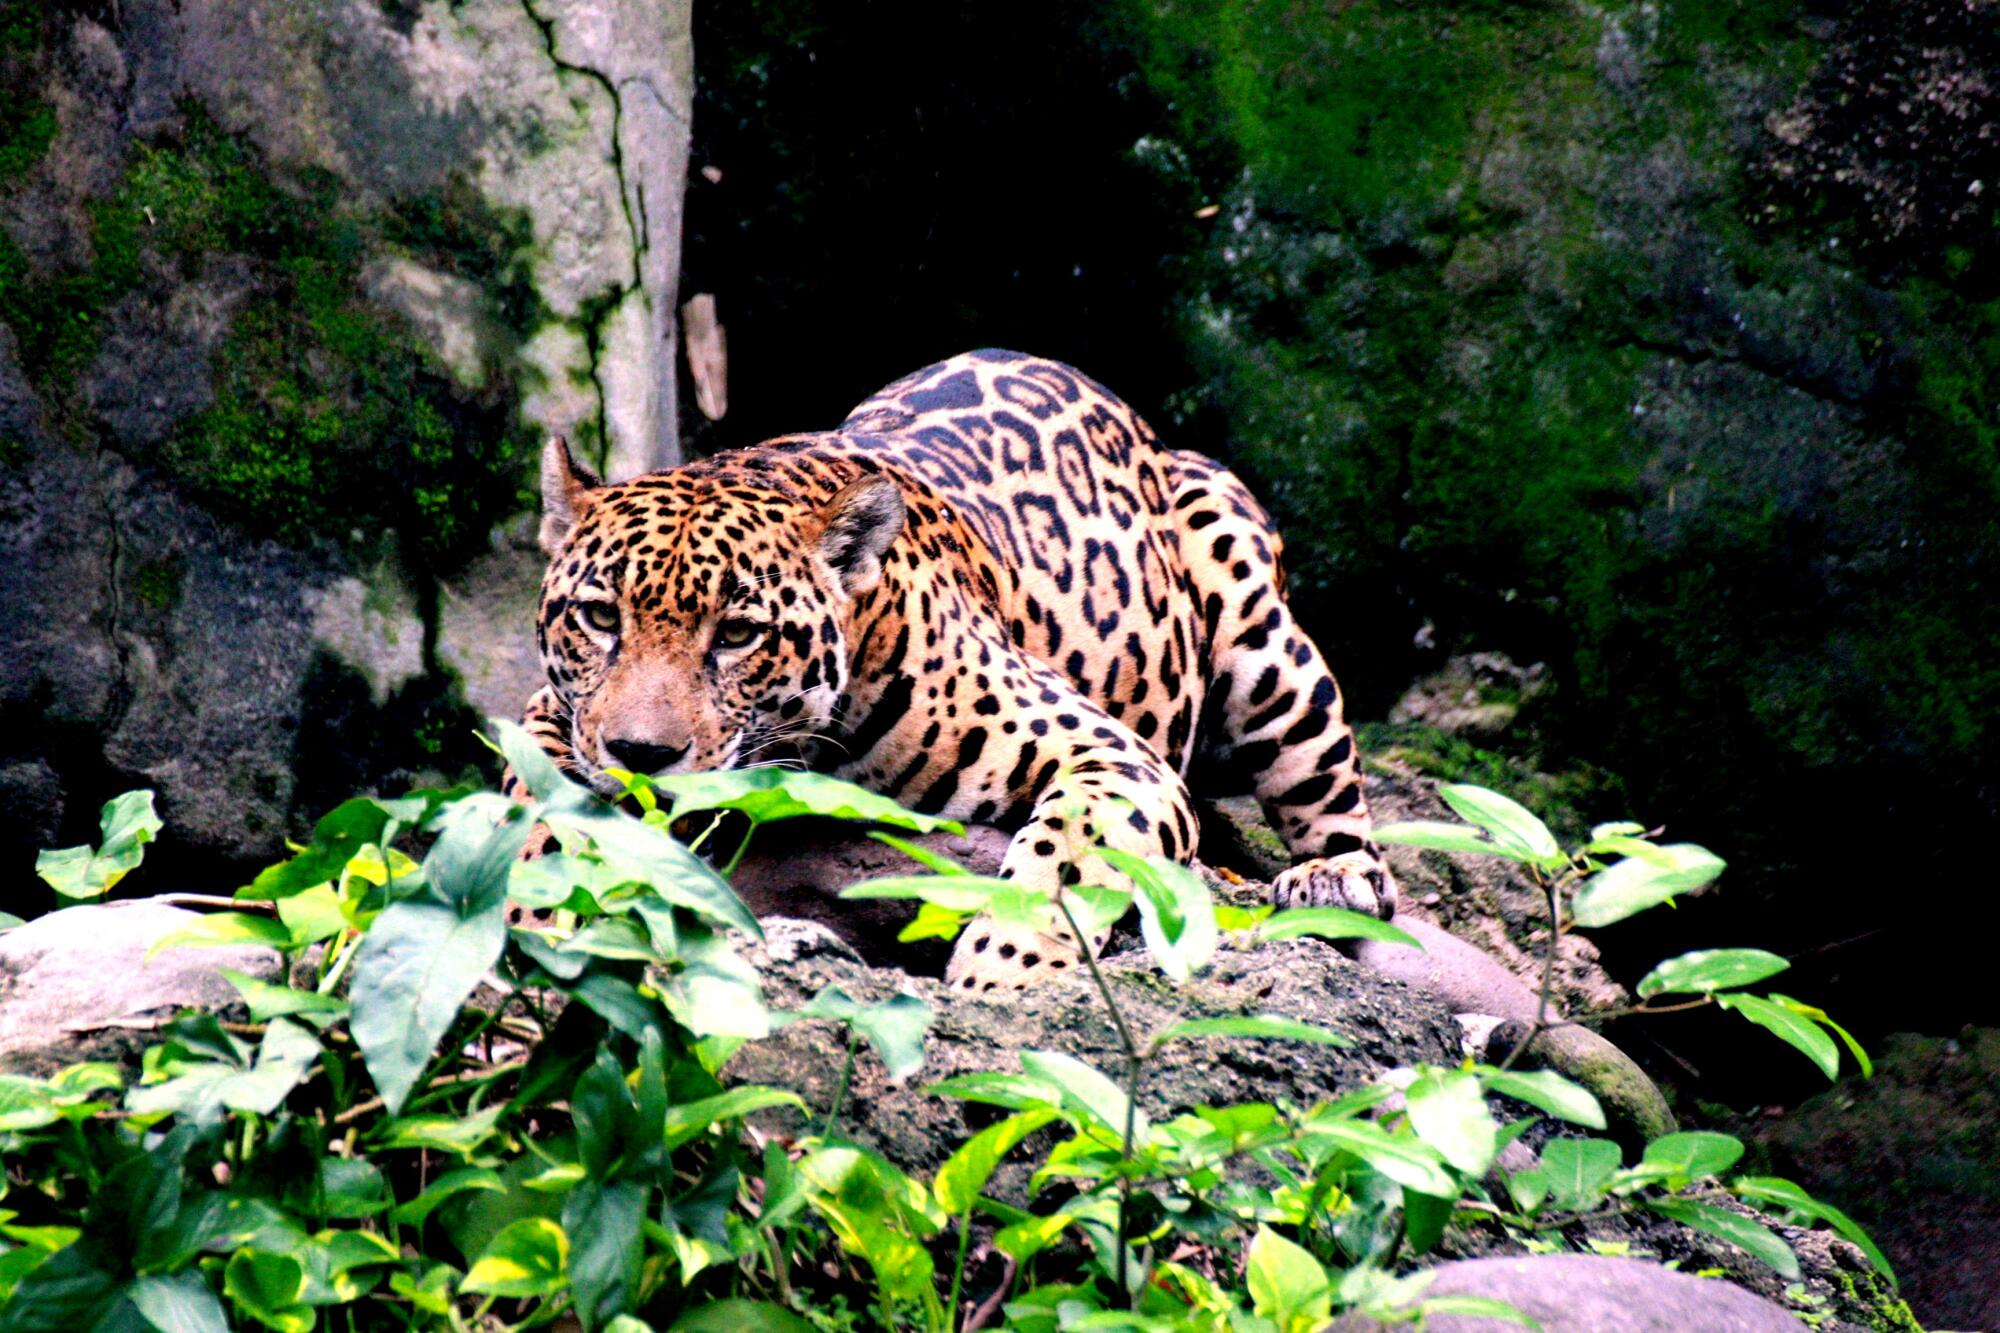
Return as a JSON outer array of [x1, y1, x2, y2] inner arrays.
[[1389, 652, 1550, 742], [0, 900, 282, 1077]]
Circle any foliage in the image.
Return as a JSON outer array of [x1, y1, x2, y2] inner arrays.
[[0, 758, 1889, 1330]]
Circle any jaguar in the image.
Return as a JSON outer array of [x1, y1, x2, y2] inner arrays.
[[510, 349, 1396, 992]]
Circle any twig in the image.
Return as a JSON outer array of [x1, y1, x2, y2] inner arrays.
[[1055, 895, 1142, 1308], [963, 1254, 1017, 1332]]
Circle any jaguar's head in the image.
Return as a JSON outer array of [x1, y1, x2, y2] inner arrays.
[[534, 437, 904, 792]]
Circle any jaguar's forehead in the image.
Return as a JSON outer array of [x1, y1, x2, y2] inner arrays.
[[549, 470, 819, 616]]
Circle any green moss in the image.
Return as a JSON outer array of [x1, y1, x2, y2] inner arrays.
[[1356, 721, 1625, 845], [129, 557, 186, 611], [0, 98, 53, 178]]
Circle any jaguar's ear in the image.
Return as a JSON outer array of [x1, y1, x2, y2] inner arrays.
[[815, 473, 905, 596], [539, 436, 601, 556]]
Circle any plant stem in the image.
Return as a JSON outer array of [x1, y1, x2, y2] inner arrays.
[[1055, 895, 1142, 1308], [821, 1026, 861, 1139], [947, 1205, 974, 1332], [1497, 869, 1564, 1074]]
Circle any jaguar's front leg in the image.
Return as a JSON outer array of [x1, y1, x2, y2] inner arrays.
[[943, 706, 1200, 994]]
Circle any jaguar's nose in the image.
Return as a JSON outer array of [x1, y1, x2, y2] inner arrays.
[[603, 737, 691, 774]]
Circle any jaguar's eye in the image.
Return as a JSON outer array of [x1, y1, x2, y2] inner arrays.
[[578, 601, 620, 635], [715, 619, 763, 650]]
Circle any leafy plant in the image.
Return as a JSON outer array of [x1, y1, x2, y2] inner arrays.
[[0, 757, 1891, 1332]]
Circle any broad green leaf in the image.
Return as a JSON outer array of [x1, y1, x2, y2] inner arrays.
[[249, 797, 399, 900], [840, 874, 1014, 913], [1414, 1296, 1542, 1327], [1588, 821, 1647, 841], [935, 1109, 1061, 1214], [670, 1301, 814, 1333], [1149, 1014, 1351, 1051], [223, 1251, 310, 1333], [1538, 1138, 1621, 1209], [349, 892, 508, 1116], [556, 810, 759, 936], [0, 1076, 57, 1132], [1766, 993, 1873, 1077], [1402, 1189, 1456, 1256], [490, 718, 596, 813], [462, 1217, 569, 1298], [661, 1087, 807, 1152], [1406, 1068, 1499, 1177], [125, 1019, 321, 1127], [1570, 844, 1726, 928], [868, 831, 968, 875], [1437, 784, 1561, 864], [924, 1072, 1062, 1112], [1245, 1226, 1331, 1333], [1296, 1119, 1455, 1196], [148, 912, 291, 957], [391, 1169, 506, 1227], [659, 922, 772, 1039], [1731, 1176, 1895, 1282], [564, 1178, 647, 1332], [315, 1158, 392, 1219], [375, 1105, 506, 1157], [1260, 907, 1421, 948], [217, 972, 347, 1025], [36, 790, 163, 900], [1019, 1050, 1144, 1141], [1716, 994, 1839, 1079], [1476, 1068, 1606, 1129], [1646, 1198, 1798, 1278], [1095, 848, 1218, 983], [992, 1213, 1074, 1263], [1641, 1131, 1744, 1185], [787, 987, 935, 1082], [1372, 820, 1515, 859], [650, 769, 962, 835], [129, 1270, 228, 1333], [1637, 949, 1790, 998]]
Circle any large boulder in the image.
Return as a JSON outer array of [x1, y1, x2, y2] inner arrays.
[[0, 0, 692, 889]]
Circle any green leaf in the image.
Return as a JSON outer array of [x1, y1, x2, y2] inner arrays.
[[839, 874, 1015, 914], [1538, 1138, 1621, 1209], [1372, 819, 1516, 859], [315, 1158, 392, 1219], [223, 1251, 310, 1333], [148, 913, 291, 957], [375, 1105, 507, 1157], [248, 797, 398, 901], [564, 1178, 647, 1332], [0, 1076, 58, 1132], [391, 1168, 505, 1227], [935, 1109, 1061, 1214], [349, 892, 508, 1115], [1570, 844, 1726, 928], [1296, 1119, 1456, 1196], [129, 1270, 227, 1333], [992, 1212, 1074, 1263], [217, 972, 347, 1025], [1406, 1067, 1499, 1177], [462, 1217, 569, 1298], [1402, 1189, 1456, 1256], [1414, 1296, 1543, 1327], [1245, 1225, 1331, 1333], [124, 1019, 321, 1128], [867, 831, 968, 875], [1640, 1132, 1744, 1186], [788, 987, 935, 1082], [1260, 907, 1421, 947], [661, 1087, 807, 1153], [1095, 848, 1218, 983], [1149, 1014, 1351, 1051], [1716, 994, 1839, 1079], [650, 769, 962, 836], [552, 810, 759, 936], [924, 1071, 1062, 1112], [1731, 1176, 1895, 1282], [1019, 1050, 1144, 1141], [669, 1300, 815, 1333], [1646, 1198, 1798, 1278], [1436, 785, 1562, 864], [1476, 1068, 1606, 1129], [1637, 949, 1790, 998], [36, 791, 163, 899]]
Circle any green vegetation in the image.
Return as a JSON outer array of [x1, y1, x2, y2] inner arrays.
[[0, 99, 540, 574], [0, 755, 1894, 1330]]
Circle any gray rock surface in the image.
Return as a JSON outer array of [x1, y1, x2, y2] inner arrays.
[[1327, 1254, 1809, 1332], [0, 900, 282, 1077]]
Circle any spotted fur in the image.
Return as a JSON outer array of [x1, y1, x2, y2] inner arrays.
[[508, 350, 1396, 990]]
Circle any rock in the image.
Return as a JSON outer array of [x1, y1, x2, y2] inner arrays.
[[1326, 1254, 1809, 1332], [1389, 652, 1550, 741], [0, 900, 283, 1077]]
